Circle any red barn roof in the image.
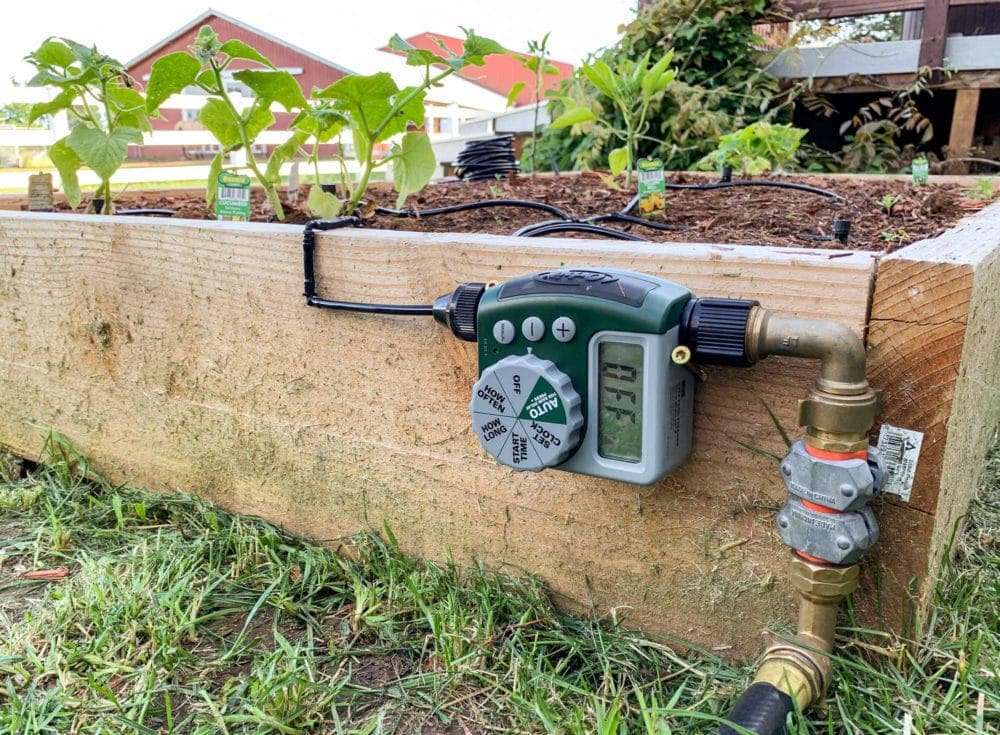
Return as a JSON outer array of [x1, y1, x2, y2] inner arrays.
[[127, 9, 356, 91], [381, 32, 574, 107]]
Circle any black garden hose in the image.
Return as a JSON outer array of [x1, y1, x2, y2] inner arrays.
[[717, 682, 794, 735]]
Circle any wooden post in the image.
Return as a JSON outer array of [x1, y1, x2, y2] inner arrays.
[[865, 202, 1000, 635], [919, 0, 952, 70], [947, 87, 981, 166]]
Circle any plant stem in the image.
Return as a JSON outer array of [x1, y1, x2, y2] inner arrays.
[[210, 61, 285, 220], [344, 66, 455, 216]]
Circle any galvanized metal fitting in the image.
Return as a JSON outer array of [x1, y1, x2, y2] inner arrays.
[[776, 498, 879, 565], [778, 497, 878, 564], [780, 440, 884, 512]]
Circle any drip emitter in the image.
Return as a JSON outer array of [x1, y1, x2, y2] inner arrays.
[[303, 219, 885, 734]]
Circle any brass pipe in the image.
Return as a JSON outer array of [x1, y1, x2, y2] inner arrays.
[[752, 558, 859, 711], [737, 309, 874, 720], [745, 307, 881, 454], [745, 309, 868, 392]]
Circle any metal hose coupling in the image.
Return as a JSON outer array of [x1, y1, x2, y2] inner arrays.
[[708, 305, 885, 734], [745, 307, 882, 455]]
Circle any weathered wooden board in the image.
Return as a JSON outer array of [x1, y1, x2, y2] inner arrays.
[[865, 201, 1000, 634], [0, 207, 992, 658]]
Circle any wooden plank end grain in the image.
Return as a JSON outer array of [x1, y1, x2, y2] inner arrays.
[[867, 201, 1000, 634]]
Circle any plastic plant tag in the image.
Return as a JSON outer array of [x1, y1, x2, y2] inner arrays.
[[637, 158, 666, 218], [911, 157, 929, 186], [28, 172, 54, 212], [876, 423, 924, 502], [216, 171, 251, 221]]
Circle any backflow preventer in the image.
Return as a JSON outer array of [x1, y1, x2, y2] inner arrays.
[[303, 222, 885, 734]]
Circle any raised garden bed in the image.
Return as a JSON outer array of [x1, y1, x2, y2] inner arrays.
[[0, 174, 997, 660], [10, 171, 985, 252]]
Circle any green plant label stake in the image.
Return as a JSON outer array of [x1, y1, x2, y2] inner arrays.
[[911, 156, 929, 186], [215, 172, 251, 221], [637, 158, 666, 218]]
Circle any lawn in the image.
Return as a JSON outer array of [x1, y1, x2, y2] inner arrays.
[[1, 432, 996, 734]]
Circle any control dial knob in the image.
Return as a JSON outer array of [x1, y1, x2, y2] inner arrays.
[[470, 354, 584, 471]]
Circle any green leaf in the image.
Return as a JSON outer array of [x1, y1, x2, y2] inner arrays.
[[29, 38, 76, 69], [391, 132, 436, 208], [641, 52, 675, 100], [242, 105, 275, 142], [49, 138, 81, 208], [191, 26, 222, 64], [199, 98, 242, 148], [266, 130, 309, 183], [293, 106, 347, 142], [549, 106, 597, 129], [460, 28, 506, 66], [608, 146, 629, 176], [388, 34, 445, 67], [232, 70, 307, 112], [66, 125, 142, 181], [28, 88, 77, 123], [506, 81, 526, 108], [583, 60, 618, 99], [206, 152, 223, 208], [145, 52, 201, 112], [106, 86, 150, 132], [316, 73, 423, 143], [219, 39, 275, 69], [306, 185, 342, 218]]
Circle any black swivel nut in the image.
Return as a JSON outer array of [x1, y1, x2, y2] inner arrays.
[[432, 282, 486, 342], [679, 297, 759, 367]]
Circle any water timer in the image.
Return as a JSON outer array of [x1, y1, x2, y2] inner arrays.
[[467, 269, 696, 485]]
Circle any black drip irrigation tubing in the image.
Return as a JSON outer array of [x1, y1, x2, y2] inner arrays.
[[375, 199, 574, 222], [658, 179, 847, 202], [512, 220, 649, 241], [308, 177, 851, 246], [375, 199, 702, 240]]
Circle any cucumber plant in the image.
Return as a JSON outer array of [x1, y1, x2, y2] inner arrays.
[[24, 38, 150, 214], [267, 28, 506, 217], [145, 26, 307, 220]]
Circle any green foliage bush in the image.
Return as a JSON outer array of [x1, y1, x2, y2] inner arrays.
[[540, 0, 784, 177]]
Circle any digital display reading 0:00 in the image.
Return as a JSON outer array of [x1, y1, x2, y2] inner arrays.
[[597, 341, 644, 462]]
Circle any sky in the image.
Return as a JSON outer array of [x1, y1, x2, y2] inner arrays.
[[3, 1, 639, 84]]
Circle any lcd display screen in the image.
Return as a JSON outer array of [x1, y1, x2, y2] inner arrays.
[[597, 341, 643, 462]]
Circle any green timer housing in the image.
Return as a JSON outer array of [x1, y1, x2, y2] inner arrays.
[[470, 269, 695, 485]]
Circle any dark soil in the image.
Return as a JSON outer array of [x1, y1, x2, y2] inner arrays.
[[45, 172, 987, 252]]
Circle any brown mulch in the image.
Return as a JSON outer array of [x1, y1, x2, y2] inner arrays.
[[41, 171, 985, 252]]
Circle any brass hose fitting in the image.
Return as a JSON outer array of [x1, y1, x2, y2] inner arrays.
[[745, 308, 881, 454], [752, 558, 860, 710]]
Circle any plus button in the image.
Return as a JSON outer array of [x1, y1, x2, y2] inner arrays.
[[552, 316, 576, 343]]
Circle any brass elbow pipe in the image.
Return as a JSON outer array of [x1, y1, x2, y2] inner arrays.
[[745, 307, 881, 455]]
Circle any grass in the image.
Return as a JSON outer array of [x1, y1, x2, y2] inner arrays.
[[0, 432, 996, 734]]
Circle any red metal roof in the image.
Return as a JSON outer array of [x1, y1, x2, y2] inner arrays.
[[381, 32, 574, 107]]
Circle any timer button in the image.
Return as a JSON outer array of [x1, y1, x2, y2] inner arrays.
[[552, 316, 576, 342], [521, 316, 545, 342], [492, 320, 516, 344]]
